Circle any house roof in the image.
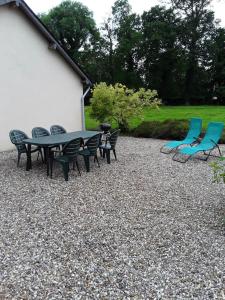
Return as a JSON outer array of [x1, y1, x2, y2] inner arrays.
[[0, 0, 92, 85]]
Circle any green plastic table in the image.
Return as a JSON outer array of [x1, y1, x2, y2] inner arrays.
[[23, 131, 100, 176]]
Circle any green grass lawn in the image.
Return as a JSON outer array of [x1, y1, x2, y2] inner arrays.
[[85, 105, 225, 130]]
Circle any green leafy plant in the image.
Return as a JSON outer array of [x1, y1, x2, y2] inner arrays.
[[90, 82, 161, 131], [210, 157, 225, 183]]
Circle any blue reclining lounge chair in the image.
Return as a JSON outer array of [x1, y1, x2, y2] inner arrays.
[[160, 118, 202, 154], [172, 121, 224, 163]]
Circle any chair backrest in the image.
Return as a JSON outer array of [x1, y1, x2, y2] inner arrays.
[[201, 122, 224, 144], [50, 125, 67, 135], [32, 127, 50, 138], [9, 130, 28, 153], [63, 138, 82, 158], [108, 129, 120, 149], [85, 134, 101, 155], [186, 118, 202, 140]]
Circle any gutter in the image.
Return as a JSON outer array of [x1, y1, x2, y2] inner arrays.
[[81, 86, 91, 131]]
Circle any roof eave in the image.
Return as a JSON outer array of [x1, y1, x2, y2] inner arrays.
[[0, 0, 92, 85]]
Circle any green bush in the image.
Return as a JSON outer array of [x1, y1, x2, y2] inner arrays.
[[220, 133, 225, 144], [90, 82, 161, 132], [132, 119, 189, 139], [210, 158, 225, 183], [132, 119, 225, 143]]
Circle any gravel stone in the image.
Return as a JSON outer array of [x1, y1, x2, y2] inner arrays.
[[0, 137, 225, 299]]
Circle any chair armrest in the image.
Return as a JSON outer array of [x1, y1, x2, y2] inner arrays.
[[80, 138, 85, 148], [210, 139, 219, 147], [189, 137, 201, 147], [15, 141, 24, 145], [194, 136, 202, 142], [50, 149, 62, 154], [190, 137, 201, 145]]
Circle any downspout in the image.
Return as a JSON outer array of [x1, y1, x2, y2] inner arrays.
[[81, 85, 91, 131]]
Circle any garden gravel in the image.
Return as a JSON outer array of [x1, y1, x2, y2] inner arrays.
[[0, 137, 225, 299]]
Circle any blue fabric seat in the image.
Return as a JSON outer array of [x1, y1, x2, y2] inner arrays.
[[160, 118, 202, 154], [173, 122, 224, 163]]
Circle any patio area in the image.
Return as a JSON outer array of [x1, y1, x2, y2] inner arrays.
[[1, 136, 225, 299]]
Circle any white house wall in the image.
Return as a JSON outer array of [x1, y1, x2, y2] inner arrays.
[[0, 5, 83, 151]]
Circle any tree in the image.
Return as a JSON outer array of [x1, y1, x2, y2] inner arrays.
[[90, 82, 161, 131], [39, 0, 99, 62], [210, 28, 225, 102], [99, 17, 116, 83], [169, 0, 216, 104], [38, 0, 223, 104], [140, 6, 185, 102], [98, 0, 142, 88]]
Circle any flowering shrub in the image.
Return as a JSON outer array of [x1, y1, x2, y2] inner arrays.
[[90, 82, 161, 131]]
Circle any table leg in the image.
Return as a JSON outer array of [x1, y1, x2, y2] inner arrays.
[[26, 144, 32, 171], [44, 147, 50, 176]]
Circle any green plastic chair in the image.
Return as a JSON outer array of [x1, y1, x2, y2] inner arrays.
[[173, 122, 224, 163], [32, 127, 58, 159], [32, 127, 50, 138], [50, 138, 82, 181], [50, 125, 67, 135], [100, 129, 120, 164], [9, 130, 43, 167], [160, 118, 202, 154], [79, 134, 101, 172]]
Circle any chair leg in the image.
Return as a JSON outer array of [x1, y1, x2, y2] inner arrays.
[[202, 147, 222, 160], [106, 149, 111, 164], [160, 146, 174, 154], [40, 149, 44, 163], [217, 145, 222, 157], [113, 149, 117, 160], [62, 162, 69, 181], [95, 155, 100, 167], [37, 149, 44, 162], [17, 153, 21, 167], [204, 150, 212, 161], [75, 159, 81, 176], [172, 152, 191, 163], [83, 156, 90, 172]]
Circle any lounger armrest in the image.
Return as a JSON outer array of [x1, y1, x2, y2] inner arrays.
[[191, 137, 201, 146], [194, 136, 202, 142], [210, 139, 219, 147]]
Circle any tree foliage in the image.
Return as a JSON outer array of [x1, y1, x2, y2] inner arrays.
[[39, 0, 99, 61], [90, 82, 161, 131], [40, 0, 225, 104]]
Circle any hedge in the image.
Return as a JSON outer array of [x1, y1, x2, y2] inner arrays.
[[132, 119, 225, 143]]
